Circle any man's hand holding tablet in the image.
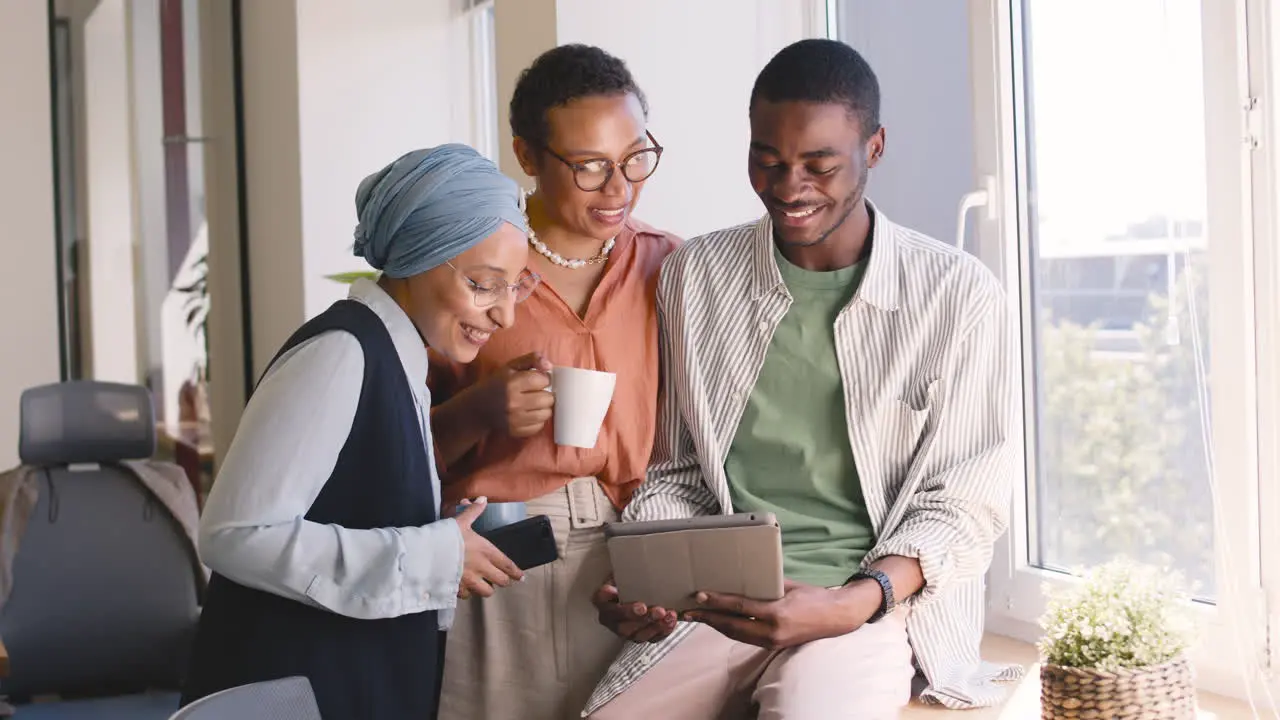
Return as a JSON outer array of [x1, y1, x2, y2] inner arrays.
[[680, 578, 885, 650], [593, 513, 786, 643], [592, 581, 679, 644]]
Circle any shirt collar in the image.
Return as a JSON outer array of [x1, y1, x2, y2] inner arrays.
[[748, 198, 900, 311], [348, 277, 431, 387]]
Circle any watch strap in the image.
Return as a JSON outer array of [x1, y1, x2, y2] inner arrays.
[[848, 569, 895, 623]]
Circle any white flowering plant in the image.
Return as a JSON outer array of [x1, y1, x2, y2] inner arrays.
[[1038, 558, 1197, 672]]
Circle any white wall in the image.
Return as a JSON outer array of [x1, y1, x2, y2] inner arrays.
[[295, 0, 477, 320], [239, 0, 479, 377], [840, 0, 976, 246], [83, 0, 141, 384], [0, 2, 61, 468], [561, 0, 818, 239], [496, 0, 824, 241]]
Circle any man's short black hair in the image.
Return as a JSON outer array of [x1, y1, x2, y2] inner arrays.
[[509, 44, 649, 148], [749, 39, 881, 138]]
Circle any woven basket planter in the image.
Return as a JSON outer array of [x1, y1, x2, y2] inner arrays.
[[1040, 656, 1195, 719]]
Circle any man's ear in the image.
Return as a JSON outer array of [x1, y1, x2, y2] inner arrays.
[[866, 127, 886, 168], [512, 136, 540, 178]]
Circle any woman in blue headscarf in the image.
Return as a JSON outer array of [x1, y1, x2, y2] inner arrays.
[[180, 144, 536, 719]]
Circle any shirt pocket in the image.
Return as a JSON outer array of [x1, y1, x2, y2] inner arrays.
[[892, 378, 939, 456]]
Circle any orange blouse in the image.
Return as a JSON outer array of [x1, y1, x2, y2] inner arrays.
[[428, 217, 680, 511]]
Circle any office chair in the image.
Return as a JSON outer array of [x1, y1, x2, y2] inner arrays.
[[0, 381, 202, 717], [168, 677, 321, 720]]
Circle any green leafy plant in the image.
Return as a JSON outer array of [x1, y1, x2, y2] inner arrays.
[[326, 270, 379, 284], [1038, 558, 1196, 671], [173, 253, 210, 376]]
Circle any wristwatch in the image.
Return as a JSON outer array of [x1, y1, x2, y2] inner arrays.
[[848, 569, 896, 624]]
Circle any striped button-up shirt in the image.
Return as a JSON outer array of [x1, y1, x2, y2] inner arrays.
[[583, 202, 1024, 715]]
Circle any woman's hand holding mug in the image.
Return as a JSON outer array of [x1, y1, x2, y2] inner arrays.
[[480, 352, 554, 437]]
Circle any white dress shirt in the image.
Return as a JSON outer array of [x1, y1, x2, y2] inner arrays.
[[585, 202, 1023, 715], [199, 278, 462, 627]]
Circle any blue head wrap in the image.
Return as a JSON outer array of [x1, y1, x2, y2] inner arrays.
[[353, 144, 528, 278]]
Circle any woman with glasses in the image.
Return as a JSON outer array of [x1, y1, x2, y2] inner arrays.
[[431, 45, 680, 720], [181, 145, 529, 719]]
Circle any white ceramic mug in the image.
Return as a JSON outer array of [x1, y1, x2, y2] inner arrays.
[[547, 366, 616, 448]]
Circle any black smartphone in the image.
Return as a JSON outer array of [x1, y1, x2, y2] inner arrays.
[[479, 514, 558, 571]]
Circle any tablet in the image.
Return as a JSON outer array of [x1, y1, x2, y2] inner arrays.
[[604, 511, 778, 539], [605, 513, 784, 612]]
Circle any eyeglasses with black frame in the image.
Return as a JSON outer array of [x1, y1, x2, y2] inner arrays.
[[445, 261, 541, 307], [540, 130, 664, 192]]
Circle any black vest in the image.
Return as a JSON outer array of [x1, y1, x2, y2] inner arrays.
[[181, 300, 442, 719]]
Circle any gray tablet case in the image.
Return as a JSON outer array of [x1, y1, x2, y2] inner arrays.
[[605, 513, 784, 612], [604, 511, 777, 539]]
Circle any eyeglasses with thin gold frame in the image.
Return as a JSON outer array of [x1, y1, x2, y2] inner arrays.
[[446, 261, 541, 308]]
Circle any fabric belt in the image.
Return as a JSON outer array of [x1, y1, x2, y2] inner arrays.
[[562, 476, 613, 530]]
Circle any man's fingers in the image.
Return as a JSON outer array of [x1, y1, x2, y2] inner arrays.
[[604, 601, 649, 624], [684, 610, 768, 646], [593, 583, 622, 607], [615, 618, 651, 635], [629, 622, 667, 644], [695, 590, 770, 619], [633, 611, 678, 643], [616, 614, 668, 641], [593, 581, 677, 642]]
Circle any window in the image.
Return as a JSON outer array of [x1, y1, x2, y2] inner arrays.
[[1020, 2, 1216, 598], [970, 0, 1279, 701], [468, 0, 498, 161], [840, 0, 1280, 702]]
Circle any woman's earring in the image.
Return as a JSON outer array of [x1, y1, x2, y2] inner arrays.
[[518, 188, 534, 233]]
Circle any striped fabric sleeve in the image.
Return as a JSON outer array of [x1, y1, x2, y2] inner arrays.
[[863, 279, 1017, 605], [622, 269, 720, 524]]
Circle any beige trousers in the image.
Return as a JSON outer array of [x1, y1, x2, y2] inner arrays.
[[590, 610, 915, 720], [438, 477, 623, 720]]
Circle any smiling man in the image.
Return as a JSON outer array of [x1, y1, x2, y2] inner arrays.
[[585, 39, 1022, 719]]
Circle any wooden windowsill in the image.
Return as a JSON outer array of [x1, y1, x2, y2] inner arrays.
[[903, 634, 1254, 719]]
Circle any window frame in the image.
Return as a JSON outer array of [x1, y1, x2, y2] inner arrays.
[[968, 0, 1280, 703], [467, 0, 498, 162]]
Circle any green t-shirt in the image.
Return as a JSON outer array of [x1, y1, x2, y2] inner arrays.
[[725, 245, 876, 588]]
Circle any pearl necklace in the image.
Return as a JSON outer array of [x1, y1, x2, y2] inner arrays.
[[521, 189, 615, 269]]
